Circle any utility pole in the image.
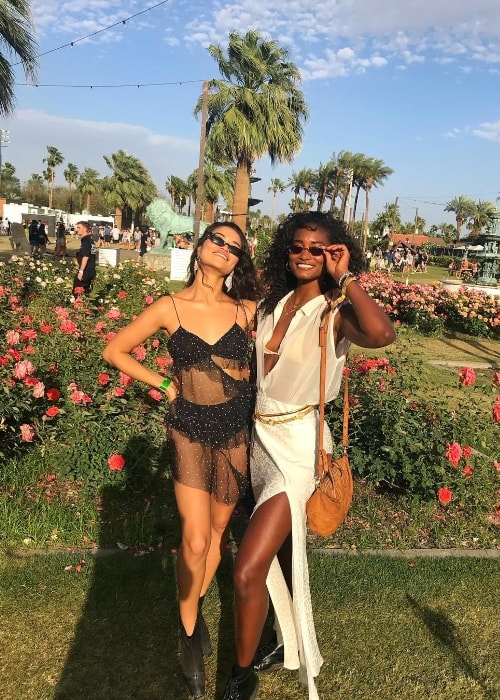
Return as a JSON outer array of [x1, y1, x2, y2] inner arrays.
[[193, 81, 208, 246], [0, 129, 10, 193]]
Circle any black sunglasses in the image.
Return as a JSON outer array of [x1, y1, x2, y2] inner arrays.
[[288, 244, 325, 257], [207, 231, 243, 258]]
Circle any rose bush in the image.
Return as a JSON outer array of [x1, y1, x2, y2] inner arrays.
[[361, 271, 500, 337]]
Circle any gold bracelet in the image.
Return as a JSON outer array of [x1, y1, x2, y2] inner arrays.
[[342, 276, 356, 294]]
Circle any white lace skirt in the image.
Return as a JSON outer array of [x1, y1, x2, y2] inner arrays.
[[250, 392, 333, 700]]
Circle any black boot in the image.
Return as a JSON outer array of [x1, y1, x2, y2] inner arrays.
[[221, 666, 260, 700], [252, 632, 284, 673], [198, 595, 212, 656], [179, 618, 206, 697]]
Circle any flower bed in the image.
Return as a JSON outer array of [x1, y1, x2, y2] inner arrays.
[[0, 257, 498, 548], [361, 271, 500, 337]]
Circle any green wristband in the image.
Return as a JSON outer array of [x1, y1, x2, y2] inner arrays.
[[159, 377, 171, 392]]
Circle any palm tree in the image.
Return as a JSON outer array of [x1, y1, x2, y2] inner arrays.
[[0, 1, 38, 116], [195, 30, 308, 233], [444, 196, 474, 240], [102, 149, 157, 229], [359, 157, 394, 250], [287, 169, 314, 212], [63, 163, 79, 213], [312, 159, 338, 212], [43, 146, 64, 209], [267, 178, 285, 227], [188, 161, 235, 223], [77, 167, 100, 213], [467, 200, 497, 239]]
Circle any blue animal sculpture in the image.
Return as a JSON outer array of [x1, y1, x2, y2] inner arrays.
[[146, 198, 208, 250]]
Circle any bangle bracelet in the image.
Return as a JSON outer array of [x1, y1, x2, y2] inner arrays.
[[159, 377, 171, 392], [342, 276, 356, 293], [337, 271, 356, 289]]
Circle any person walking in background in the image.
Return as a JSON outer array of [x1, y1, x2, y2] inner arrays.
[[221, 212, 395, 700], [37, 221, 50, 256], [103, 222, 260, 698], [72, 221, 97, 296], [54, 221, 67, 259], [28, 219, 39, 256], [138, 224, 150, 258]]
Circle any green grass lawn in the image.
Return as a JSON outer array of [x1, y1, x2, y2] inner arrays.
[[0, 551, 498, 700]]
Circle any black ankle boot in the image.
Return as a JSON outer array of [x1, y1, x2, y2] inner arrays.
[[252, 632, 284, 673], [198, 595, 212, 656], [221, 666, 260, 700], [179, 618, 206, 697]]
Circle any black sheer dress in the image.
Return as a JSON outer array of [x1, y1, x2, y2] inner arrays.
[[166, 297, 254, 505]]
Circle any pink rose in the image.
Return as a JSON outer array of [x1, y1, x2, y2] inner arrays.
[[20, 424, 35, 442], [458, 367, 476, 386], [445, 441, 462, 468]]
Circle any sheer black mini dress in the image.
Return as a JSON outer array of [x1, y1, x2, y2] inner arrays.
[[166, 297, 254, 505]]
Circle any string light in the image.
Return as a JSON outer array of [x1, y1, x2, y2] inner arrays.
[[18, 79, 204, 89], [13, 0, 170, 65]]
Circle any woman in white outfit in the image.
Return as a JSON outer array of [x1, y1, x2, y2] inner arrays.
[[222, 212, 395, 700]]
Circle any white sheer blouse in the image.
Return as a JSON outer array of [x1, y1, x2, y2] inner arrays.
[[255, 291, 349, 406]]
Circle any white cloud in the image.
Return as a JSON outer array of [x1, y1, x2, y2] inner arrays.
[[2, 109, 199, 191], [472, 120, 500, 141]]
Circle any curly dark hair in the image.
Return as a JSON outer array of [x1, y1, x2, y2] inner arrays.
[[185, 221, 261, 301], [259, 211, 364, 315]]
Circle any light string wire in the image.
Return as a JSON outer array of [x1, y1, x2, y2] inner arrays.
[[13, 0, 171, 65]]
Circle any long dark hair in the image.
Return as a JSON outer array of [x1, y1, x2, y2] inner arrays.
[[185, 221, 260, 301], [260, 211, 364, 315]]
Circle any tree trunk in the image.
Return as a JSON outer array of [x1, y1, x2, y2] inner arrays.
[[115, 206, 123, 230], [232, 160, 251, 233], [205, 201, 215, 223]]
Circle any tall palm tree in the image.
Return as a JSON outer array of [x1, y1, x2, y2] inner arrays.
[[0, 1, 38, 116], [359, 157, 394, 250], [43, 146, 64, 209], [189, 160, 235, 223], [268, 178, 285, 226], [195, 30, 308, 233], [467, 200, 497, 239], [102, 149, 157, 229], [77, 167, 100, 213], [63, 163, 79, 213], [287, 168, 314, 212], [312, 158, 338, 212], [444, 195, 474, 240], [165, 175, 191, 213]]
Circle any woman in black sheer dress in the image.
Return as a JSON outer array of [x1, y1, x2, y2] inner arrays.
[[103, 222, 259, 697]]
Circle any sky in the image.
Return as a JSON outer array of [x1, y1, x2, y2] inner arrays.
[[3, 0, 500, 228]]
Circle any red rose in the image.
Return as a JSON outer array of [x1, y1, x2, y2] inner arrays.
[[45, 406, 60, 417], [437, 487, 452, 505], [46, 388, 61, 401], [98, 373, 110, 386], [108, 454, 125, 471]]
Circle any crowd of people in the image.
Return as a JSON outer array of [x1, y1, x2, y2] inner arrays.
[[365, 243, 429, 274]]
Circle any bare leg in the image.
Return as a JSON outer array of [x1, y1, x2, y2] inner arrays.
[[174, 481, 235, 634], [233, 492, 292, 666], [200, 496, 234, 596]]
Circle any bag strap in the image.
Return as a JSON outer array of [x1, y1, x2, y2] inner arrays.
[[317, 296, 349, 477]]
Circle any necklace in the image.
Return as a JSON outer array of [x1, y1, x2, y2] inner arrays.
[[283, 294, 306, 315]]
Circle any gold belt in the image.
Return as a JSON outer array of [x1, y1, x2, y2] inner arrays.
[[254, 405, 314, 425]]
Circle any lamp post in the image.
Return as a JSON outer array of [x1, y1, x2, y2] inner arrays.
[[0, 129, 10, 192]]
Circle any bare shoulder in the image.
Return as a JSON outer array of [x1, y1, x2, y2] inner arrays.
[[240, 299, 257, 320]]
